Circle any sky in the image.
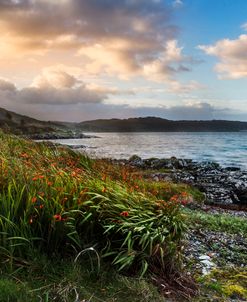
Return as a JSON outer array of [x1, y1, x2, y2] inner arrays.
[[0, 0, 247, 122]]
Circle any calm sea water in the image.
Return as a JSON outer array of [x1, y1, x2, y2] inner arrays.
[[52, 132, 247, 169]]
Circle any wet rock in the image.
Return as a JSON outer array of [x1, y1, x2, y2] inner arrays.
[[66, 144, 85, 149], [127, 156, 247, 205], [30, 132, 97, 140], [128, 155, 144, 167]]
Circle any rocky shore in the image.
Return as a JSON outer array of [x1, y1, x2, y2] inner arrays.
[[28, 132, 97, 140], [123, 155, 247, 205]]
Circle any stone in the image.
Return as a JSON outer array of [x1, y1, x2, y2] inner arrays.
[[126, 156, 247, 205]]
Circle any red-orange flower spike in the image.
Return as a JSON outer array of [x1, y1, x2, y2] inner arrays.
[[120, 211, 129, 217], [181, 191, 188, 197], [102, 187, 107, 193], [20, 153, 29, 159], [53, 214, 62, 221], [31, 197, 37, 203]]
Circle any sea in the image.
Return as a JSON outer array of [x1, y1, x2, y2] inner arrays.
[[51, 132, 247, 169]]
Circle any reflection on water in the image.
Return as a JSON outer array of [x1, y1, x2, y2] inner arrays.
[[51, 132, 247, 169]]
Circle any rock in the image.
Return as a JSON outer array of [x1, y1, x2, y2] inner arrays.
[[66, 144, 85, 149], [225, 167, 241, 172], [29, 132, 97, 140], [199, 255, 211, 261], [128, 155, 144, 167], [127, 156, 247, 205]]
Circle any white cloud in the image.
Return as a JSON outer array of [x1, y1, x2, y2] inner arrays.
[[173, 0, 183, 8], [241, 22, 247, 31], [32, 67, 81, 89], [199, 34, 247, 79], [166, 80, 205, 93], [0, 0, 202, 88], [143, 40, 192, 81]]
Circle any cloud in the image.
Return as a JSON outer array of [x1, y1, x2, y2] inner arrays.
[[241, 22, 247, 31], [2, 91, 244, 122], [0, 0, 201, 88], [0, 68, 136, 108], [166, 80, 205, 93], [0, 71, 107, 106], [0, 75, 244, 122], [0, 78, 16, 91], [0, 0, 176, 54], [173, 0, 183, 8], [31, 66, 82, 89], [198, 34, 247, 79]]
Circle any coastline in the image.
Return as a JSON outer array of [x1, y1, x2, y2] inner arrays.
[[121, 155, 247, 206], [0, 131, 246, 301]]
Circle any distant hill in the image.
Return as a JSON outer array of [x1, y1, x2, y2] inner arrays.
[[79, 117, 247, 132], [0, 107, 75, 136], [1, 108, 247, 135]]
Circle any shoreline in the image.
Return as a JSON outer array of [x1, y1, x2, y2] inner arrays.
[[113, 155, 247, 206], [34, 136, 247, 207]]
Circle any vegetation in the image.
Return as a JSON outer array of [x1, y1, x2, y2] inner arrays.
[[195, 268, 247, 301], [186, 209, 247, 302], [1, 130, 246, 301], [0, 258, 164, 302], [0, 131, 198, 301], [185, 208, 247, 236], [79, 116, 247, 132]]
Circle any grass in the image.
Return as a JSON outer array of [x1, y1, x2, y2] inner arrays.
[[0, 131, 198, 300], [184, 208, 247, 236], [0, 257, 165, 302]]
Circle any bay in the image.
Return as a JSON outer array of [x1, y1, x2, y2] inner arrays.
[[51, 132, 247, 169]]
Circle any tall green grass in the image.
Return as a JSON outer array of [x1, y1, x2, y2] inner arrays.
[[0, 131, 190, 279]]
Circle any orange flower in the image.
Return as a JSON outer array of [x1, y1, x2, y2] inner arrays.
[[53, 214, 66, 221], [102, 186, 107, 193], [53, 214, 62, 221], [31, 197, 37, 203], [120, 211, 129, 217], [47, 181, 53, 186], [20, 153, 29, 159], [181, 191, 188, 197], [170, 195, 179, 202], [29, 217, 33, 224]]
